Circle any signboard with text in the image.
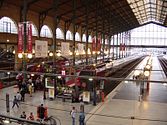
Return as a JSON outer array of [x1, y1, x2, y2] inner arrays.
[[35, 40, 48, 57]]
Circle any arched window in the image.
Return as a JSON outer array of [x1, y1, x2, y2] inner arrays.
[[56, 28, 64, 39], [40, 25, 53, 38], [31, 23, 38, 36], [88, 35, 92, 42], [75, 32, 81, 41], [105, 39, 108, 45], [82, 34, 86, 42], [66, 30, 73, 40], [0, 17, 17, 34]]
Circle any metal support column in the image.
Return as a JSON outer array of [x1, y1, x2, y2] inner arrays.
[[22, 0, 27, 81], [85, 0, 89, 65], [108, 36, 111, 60], [121, 32, 124, 58], [102, 20, 105, 62], [72, 0, 76, 66], [116, 33, 119, 59], [53, 0, 59, 73], [95, 2, 98, 64], [112, 35, 115, 60], [119, 33, 121, 59]]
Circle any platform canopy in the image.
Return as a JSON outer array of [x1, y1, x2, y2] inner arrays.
[[3, 0, 167, 35]]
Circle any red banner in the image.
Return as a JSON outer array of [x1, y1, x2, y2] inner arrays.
[[92, 37, 96, 51], [18, 23, 23, 53], [27, 23, 32, 53], [97, 38, 101, 51]]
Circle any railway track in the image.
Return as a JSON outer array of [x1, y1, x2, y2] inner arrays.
[[157, 56, 167, 77], [104, 56, 146, 96]]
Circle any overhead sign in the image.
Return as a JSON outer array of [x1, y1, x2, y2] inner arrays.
[[78, 43, 84, 54], [83, 91, 90, 102], [61, 42, 70, 56], [35, 40, 48, 57], [48, 88, 54, 99]]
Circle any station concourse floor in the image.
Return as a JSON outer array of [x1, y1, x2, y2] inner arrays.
[[0, 56, 167, 125]]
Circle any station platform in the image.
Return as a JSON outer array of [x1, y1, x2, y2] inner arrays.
[[0, 56, 167, 125], [85, 56, 167, 125]]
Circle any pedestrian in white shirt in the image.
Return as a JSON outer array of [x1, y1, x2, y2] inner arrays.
[[70, 106, 76, 125], [16, 92, 21, 104]]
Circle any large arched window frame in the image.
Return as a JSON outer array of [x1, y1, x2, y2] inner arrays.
[[30, 23, 38, 36], [88, 35, 92, 43], [131, 23, 167, 46], [82, 34, 86, 42], [56, 28, 64, 39], [0, 17, 17, 34], [40, 25, 53, 38], [75, 32, 81, 41], [66, 30, 73, 40]]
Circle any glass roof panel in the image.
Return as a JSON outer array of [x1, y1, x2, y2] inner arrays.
[[127, 0, 167, 24]]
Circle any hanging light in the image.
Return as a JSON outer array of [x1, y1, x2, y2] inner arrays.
[[32, 49, 35, 54], [27, 53, 33, 59], [69, 51, 73, 55], [57, 52, 61, 57], [93, 51, 96, 54], [31, 74, 34, 77], [82, 50, 86, 55], [57, 76, 61, 79], [134, 70, 140, 76], [89, 78, 93, 81], [18, 53, 23, 59], [88, 48, 91, 55], [13, 50, 15, 54], [144, 71, 150, 77], [76, 51, 79, 56], [97, 51, 100, 54], [49, 52, 53, 57]]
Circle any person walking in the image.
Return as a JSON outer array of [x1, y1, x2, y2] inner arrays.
[[70, 106, 76, 125], [79, 110, 85, 125], [20, 88, 26, 102], [12, 96, 19, 108], [16, 92, 21, 104]]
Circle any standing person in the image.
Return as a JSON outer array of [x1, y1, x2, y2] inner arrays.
[[12, 96, 19, 108], [27, 112, 35, 120], [20, 111, 27, 119], [79, 110, 85, 125], [20, 88, 26, 102], [37, 104, 45, 121], [16, 92, 21, 104], [29, 83, 33, 97], [70, 106, 76, 125]]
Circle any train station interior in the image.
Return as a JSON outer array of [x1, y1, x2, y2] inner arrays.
[[0, 0, 167, 125]]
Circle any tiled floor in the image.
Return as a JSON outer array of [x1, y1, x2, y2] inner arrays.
[[0, 87, 94, 125]]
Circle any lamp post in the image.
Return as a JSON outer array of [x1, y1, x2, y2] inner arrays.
[[7, 72, 10, 86]]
